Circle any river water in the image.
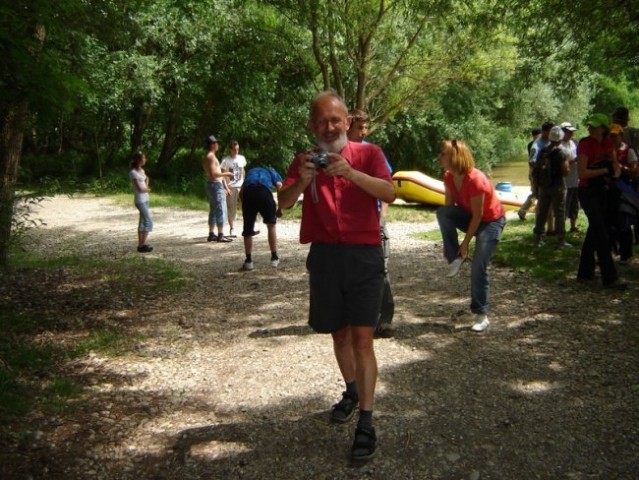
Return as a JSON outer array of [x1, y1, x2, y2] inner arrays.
[[489, 160, 529, 187]]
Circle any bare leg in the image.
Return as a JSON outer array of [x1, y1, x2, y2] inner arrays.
[[332, 326, 376, 411], [138, 231, 149, 247], [267, 223, 277, 253]]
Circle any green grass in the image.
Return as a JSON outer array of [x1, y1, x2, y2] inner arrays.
[[412, 214, 639, 283], [110, 192, 209, 211], [0, 251, 188, 419], [387, 203, 437, 223]]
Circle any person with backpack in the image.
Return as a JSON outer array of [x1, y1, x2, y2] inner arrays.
[[532, 126, 570, 247], [518, 122, 553, 222]]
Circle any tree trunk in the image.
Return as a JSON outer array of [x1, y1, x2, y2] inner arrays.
[[0, 100, 29, 268], [157, 105, 179, 174], [130, 101, 153, 155], [188, 96, 214, 163]]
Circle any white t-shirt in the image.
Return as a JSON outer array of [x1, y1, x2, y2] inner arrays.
[[129, 168, 149, 203], [220, 154, 247, 188], [560, 140, 578, 188]]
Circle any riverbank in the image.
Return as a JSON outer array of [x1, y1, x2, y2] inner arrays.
[[1, 195, 637, 480]]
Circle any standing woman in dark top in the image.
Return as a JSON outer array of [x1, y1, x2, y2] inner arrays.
[[576, 114, 625, 289]]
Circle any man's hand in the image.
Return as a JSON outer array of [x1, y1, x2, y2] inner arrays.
[[323, 153, 353, 179]]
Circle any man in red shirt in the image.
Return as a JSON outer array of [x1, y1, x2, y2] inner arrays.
[[278, 91, 395, 462]]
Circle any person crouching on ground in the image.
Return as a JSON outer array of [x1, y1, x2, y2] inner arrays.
[[129, 151, 153, 253], [436, 139, 506, 332], [278, 90, 396, 462]]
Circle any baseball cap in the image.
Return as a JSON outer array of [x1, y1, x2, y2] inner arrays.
[[549, 125, 564, 142], [585, 113, 609, 129], [206, 135, 219, 146], [609, 123, 624, 135], [560, 121, 576, 131]]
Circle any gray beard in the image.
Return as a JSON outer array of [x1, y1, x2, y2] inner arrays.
[[318, 134, 348, 153]]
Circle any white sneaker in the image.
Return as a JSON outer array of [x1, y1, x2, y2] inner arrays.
[[229, 228, 237, 238], [446, 257, 465, 277], [558, 240, 572, 248], [471, 314, 490, 332], [242, 260, 254, 271], [271, 257, 280, 268]]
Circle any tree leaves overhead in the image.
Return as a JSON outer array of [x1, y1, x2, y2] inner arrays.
[[502, 0, 639, 86]]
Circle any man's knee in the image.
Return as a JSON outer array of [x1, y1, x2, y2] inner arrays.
[[350, 327, 375, 353]]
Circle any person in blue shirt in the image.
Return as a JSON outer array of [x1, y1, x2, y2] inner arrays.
[[348, 109, 395, 338], [518, 122, 553, 221], [239, 166, 283, 270]]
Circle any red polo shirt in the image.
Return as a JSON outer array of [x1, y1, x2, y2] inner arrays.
[[443, 168, 505, 222], [283, 141, 392, 245], [577, 136, 615, 188]]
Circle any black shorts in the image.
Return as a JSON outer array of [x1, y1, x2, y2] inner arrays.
[[242, 185, 277, 236], [306, 243, 384, 333]]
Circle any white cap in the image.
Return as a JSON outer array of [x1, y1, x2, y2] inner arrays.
[[549, 125, 565, 142], [560, 121, 576, 131]]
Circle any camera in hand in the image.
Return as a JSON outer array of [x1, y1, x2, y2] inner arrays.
[[309, 150, 329, 169]]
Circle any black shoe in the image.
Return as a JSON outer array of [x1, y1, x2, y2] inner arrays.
[[207, 233, 216, 242], [374, 324, 394, 339], [351, 426, 376, 462], [216, 234, 232, 243], [137, 244, 153, 253], [330, 392, 358, 423]]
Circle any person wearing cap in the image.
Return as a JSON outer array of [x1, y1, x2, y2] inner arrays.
[[576, 113, 626, 290], [532, 126, 570, 247], [527, 127, 542, 156], [203, 135, 235, 242], [518, 122, 555, 235], [560, 122, 580, 232], [608, 123, 638, 265], [612, 107, 639, 153]]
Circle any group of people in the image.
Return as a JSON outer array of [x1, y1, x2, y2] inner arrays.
[[202, 135, 283, 270], [516, 108, 639, 290], [518, 121, 578, 247], [128, 92, 637, 463]]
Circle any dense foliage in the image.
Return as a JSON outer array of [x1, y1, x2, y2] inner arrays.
[[2, 0, 639, 264]]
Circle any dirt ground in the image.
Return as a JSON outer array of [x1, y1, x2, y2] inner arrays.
[[1, 195, 638, 480]]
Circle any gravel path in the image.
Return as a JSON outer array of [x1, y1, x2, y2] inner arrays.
[[3, 194, 638, 480]]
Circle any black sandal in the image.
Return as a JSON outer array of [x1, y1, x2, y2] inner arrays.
[[351, 426, 376, 461]]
